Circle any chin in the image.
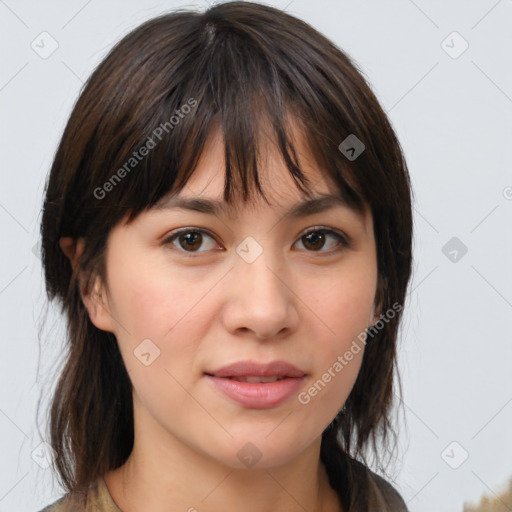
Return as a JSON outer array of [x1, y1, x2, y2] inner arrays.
[[204, 431, 315, 471]]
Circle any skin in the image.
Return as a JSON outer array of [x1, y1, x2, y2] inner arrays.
[[61, 122, 380, 512]]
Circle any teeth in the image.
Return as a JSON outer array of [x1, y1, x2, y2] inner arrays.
[[230, 376, 286, 383]]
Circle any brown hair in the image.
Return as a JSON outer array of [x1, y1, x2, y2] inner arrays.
[[38, 2, 413, 510]]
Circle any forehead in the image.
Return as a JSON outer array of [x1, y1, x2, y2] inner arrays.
[[155, 123, 367, 220]]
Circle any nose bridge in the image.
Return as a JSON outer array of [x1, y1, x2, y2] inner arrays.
[[235, 238, 286, 304], [223, 237, 297, 339]]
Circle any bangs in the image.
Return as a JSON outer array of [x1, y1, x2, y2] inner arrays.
[[83, 10, 369, 227]]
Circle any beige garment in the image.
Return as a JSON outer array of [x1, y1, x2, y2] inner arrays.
[[38, 476, 121, 512], [38, 469, 408, 511]]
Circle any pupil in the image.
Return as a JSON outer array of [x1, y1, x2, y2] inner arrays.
[[305, 232, 324, 250], [181, 232, 201, 250]]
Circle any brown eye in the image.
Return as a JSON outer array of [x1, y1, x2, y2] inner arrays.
[[178, 231, 203, 251], [295, 228, 348, 253], [164, 229, 217, 253], [302, 231, 326, 251]]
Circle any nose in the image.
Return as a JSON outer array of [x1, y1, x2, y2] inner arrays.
[[220, 251, 299, 341]]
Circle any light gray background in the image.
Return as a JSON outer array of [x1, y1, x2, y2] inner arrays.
[[1, 1, 511, 511]]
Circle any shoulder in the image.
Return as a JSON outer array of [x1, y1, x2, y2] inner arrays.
[[35, 481, 90, 512], [36, 476, 121, 512], [36, 493, 86, 512], [366, 468, 409, 512], [37, 497, 63, 512], [321, 445, 409, 512]]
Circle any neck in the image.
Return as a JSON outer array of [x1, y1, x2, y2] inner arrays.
[[104, 408, 342, 512]]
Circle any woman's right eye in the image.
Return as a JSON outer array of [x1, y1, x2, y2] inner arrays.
[[163, 228, 219, 254]]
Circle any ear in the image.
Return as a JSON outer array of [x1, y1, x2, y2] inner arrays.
[[369, 274, 387, 326], [369, 304, 381, 326], [59, 236, 116, 333]]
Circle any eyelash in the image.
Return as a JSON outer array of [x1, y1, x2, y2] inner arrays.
[[162, 226, 350, 257]]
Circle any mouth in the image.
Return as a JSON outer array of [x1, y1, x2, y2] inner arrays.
[[204, 360, 307, 409], [205, 359, 307, 379]]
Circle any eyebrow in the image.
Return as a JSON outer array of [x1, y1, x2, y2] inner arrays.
[[156, 194, 361, 219]]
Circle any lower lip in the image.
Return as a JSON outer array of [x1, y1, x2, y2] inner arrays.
[[206, 375, 306, 409]]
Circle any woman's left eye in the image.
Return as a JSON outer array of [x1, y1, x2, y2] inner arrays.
[[162, 227, 349, 255], [295, 227, 349, 252]]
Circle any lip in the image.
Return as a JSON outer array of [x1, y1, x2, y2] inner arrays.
[[205, 360, 307, 409], [206, 360, 306, 378]]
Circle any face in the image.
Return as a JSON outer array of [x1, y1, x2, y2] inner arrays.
[[86, 124, 379, 470]]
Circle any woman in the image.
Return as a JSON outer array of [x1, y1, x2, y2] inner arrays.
[[37, 1, 413, 510]]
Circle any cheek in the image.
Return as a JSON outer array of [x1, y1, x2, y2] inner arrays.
[[300, 262, 375, 401], [109, 270, 172, 338], [108, 255, 203, 338], [109, 267, 205, 412], [108, 258, 217, 383], [308, 263, 377, 342]]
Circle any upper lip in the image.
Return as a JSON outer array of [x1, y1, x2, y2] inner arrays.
[[206, 360, 306, 378]]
